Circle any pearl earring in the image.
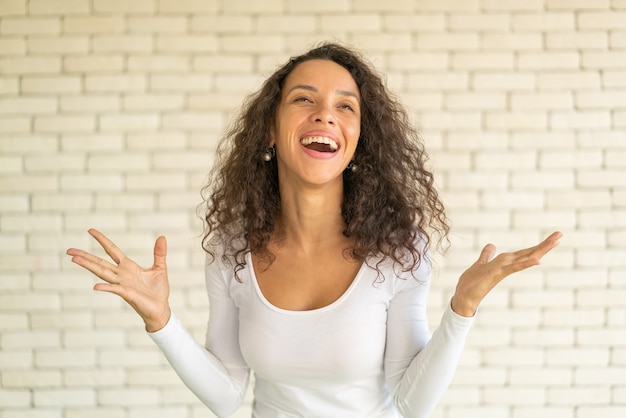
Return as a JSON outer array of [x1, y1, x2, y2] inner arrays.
[[263, 146, 275, 162]]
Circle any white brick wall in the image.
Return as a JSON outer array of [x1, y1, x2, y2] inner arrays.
[[0, 1, 624, 417]]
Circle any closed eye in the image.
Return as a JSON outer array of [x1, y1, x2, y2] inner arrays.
[[293, 96, 312, 103]]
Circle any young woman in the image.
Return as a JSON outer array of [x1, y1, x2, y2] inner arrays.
[[67, 43, 561, 417]]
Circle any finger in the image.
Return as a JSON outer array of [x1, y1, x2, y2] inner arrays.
[[69, 252, 120, 284], [153, 235, 167, 269], [88, 228, 125, 265], [513, 231, 563, 262], [477, 243, 497, 264]]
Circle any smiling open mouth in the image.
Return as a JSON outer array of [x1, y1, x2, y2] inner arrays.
[[300, 136, 339, 153]]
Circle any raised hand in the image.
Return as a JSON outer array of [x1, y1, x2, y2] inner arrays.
[[451, 231, 563, 317], [66, 229, 171, 332]]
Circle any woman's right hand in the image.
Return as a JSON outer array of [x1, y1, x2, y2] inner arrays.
[[66, 229, 171, 332]]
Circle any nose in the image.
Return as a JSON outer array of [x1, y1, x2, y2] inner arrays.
[[311, 103, 336, 125]]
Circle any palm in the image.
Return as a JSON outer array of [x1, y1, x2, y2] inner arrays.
[[452, 231, 562, 317], [67, 229, 171, 332]]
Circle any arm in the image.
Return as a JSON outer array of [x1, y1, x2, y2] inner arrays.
[[67, 229, 249, 418], [384, 265, 473, 418], [385, 231, 562, 417], [148, 260, 249, 417]]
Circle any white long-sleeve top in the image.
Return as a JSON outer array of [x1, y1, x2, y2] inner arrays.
[[149, 252, 474, 417]]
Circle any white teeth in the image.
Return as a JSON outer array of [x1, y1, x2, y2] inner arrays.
[[300, 136, 338, 151]]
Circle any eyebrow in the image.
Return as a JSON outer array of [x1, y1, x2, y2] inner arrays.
[[287, 84, 360, 101]]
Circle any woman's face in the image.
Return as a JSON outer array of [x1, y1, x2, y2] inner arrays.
[[271, 59, 361, 190]]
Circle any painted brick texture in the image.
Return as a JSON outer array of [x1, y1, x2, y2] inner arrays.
[[0, 1, 624, 417]]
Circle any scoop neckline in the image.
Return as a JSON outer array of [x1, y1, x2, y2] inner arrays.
[[245, 252, 366, 315]]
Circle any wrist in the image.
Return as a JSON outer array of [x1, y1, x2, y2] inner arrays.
[[451, 294, 477, 317], [144, 306, 171, 333]]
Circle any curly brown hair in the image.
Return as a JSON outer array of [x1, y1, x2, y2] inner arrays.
[[200, 42, 449, 279]]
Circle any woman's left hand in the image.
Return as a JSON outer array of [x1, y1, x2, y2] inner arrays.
[[451, 231, 563, 317]]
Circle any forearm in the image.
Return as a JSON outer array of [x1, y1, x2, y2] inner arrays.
[[149, 312, 249, 418]]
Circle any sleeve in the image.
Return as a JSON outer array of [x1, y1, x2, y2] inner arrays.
[[384, 260, 474, 418], [148, 260, 250, 418]]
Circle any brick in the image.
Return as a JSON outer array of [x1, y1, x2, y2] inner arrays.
[[35, 115, 95, 132], [449, 14, 509, 31], [481, 191, 544, 209], [319, 15, 380, 32], [546, 31, 608, 49], [0, 175, 57, 192], [150, 74, 212, 91], [60, 174, 123, 191], [0, 135, 58, 153], [580, 209, 626, 227], [63, 330, 125, 347], [99, 113, 160, 131], [0, 76, 19, 94], [1, 18, 60, 34], [579, 12, 626, 29], [64, 214, 127, 230], [388, 52, 448, 71], [86, 75, 146, 92], [61, 134, 123, 151], [518, 52, 580, 70], [29, 0, 89, 14], [22, 76, 81, 94], [513, 210, 577, 228], [34, 388, 96, 407], [0, 97, 56, 115], [25, 154, 85, 172], [64, 55, 125, 72], [0, 155, 21, 172], [540, 150, 603, 168], [416, 33, 479, 50], [193, 55, 254, 72], [577, 248, 626, 267], [157, 0, 218, 13], [538, 72, 601, 90], [485, 112, 547, 130], [576, 91, 626, 109], [0, 38, 25, 55], [93, 35, 153, 53], [61, 96, 120, 113], [156, 35, 218, 52], [351, 34, 412, 51], [123, 94, 184, 111], [445, 93, 506, 110], [546, 191, 612, 209], [415, 0, 479, 11], [551, 111, 611, 129], [162, 112, 222, 129], [472, 72, 535, 90], [353, 0, 414, 11], [383, 14, 445, 31], [27, 37, 89, 54], [453, 52, 515, 69], [98, 388, 160, 406], [407, 73, 468, 90], [511, 171, 575, 189], [88, 154, 150, 171], [610, 31, 626, 48], [481, 33, 543, 50], [126, 132, 185, 150], [418, 111, 481, 130], [482, 0, 543, 10], [127, 55, 189, 72], [0, 57, 61, 74], [256, 15, 316, 33], [191, 16, 253, 33], [128, 16, 186, 33], [547, 0, 611, 9], [512, 12, 575, 31], [582, 51, 626, 68], [0, 0, 26, 15], [0, 117, 28, 132], [0, 195, 29, 212], [64, 370, 125, 387], [3, 370, 62, 389], [0, 348, 31, 368], [98, 348, 161, 366], [511, 92, 573, 110], [93, 0, 154, 13], [66, 408, 125, 418], [286, 0, 350, 12], [64, 16, 125, 33]]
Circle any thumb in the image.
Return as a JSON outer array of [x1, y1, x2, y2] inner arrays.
[[153, 235, 167, 269], [477, 243, 496, 265]]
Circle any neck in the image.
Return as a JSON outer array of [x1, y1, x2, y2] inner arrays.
[[275, 181, 347, 254]]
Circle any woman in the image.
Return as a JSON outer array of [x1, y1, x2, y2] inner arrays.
[[67, 43, 561, 417]]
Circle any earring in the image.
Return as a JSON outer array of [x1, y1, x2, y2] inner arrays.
[[263, 146, 275, 162], [345, 161, 357, 172]]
